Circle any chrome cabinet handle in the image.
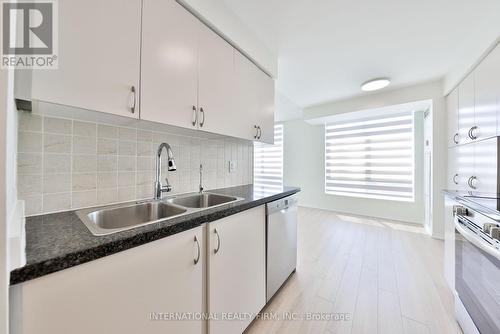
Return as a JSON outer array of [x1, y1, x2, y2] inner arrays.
[[129, 86, 136, 114], [453, 174, 459, 185], [192, 106, 197, 126], [453, 133, 459, 144], [214, 228, 221, 254], [468, 126, 478, 140], [257, 126, 262, 139], [254, 125, 259, 139], [194, 235, 200, 265], [199, 107, 205, 127], [468, 176, 477, 189]]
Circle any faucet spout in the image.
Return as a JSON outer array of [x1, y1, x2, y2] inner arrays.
[[155, 143, 176, 200]]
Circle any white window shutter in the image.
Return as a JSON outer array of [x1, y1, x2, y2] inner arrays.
[[325, 112, 415, 202]]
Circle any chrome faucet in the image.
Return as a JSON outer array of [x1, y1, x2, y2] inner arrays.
[[154, 143, 176, 200], [199, 164, 204, 193]]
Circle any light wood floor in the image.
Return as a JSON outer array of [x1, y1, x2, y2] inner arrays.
[[246, 207, 462, 334]]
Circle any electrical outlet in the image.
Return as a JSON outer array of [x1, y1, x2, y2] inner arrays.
[[228, 160, 236, 173]]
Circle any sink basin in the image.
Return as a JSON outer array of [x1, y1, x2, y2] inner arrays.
[[168, 193, 239, 208], [77, 202, 187, 235]]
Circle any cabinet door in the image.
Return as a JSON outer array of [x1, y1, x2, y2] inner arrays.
[[256, 70, 275, 144], [474, 45, 500, 141], [207, 206, 266, 334], [447, 147, 459, 190], [443, 197, 456, 290], [458, 74, 476, 144], [12, 227, 204, 334], [31, 0, 141, 118], [198, 26, 236, 136], [456, 143, 474, 191], [474, 138, 499, 193], [141, 0, 199, 129], [234, 51, 262, 141], [446, 88, 459, 147]]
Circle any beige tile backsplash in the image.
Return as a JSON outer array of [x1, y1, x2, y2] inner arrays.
[[17, 112, 254, 216]]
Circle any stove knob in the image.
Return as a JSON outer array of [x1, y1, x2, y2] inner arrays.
[[484, 223, 496, 234], [491, 227, 500, 241], [453, 205, 468, 216]]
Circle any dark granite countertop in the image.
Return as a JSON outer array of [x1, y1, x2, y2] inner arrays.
[[442, 189, 500, 221], [11, 184, 300, 285]]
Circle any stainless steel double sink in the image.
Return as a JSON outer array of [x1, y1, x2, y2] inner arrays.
[[76, 192, 243, 236]]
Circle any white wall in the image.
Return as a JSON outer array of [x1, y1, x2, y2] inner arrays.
[[284, 112, 425, 224], [285, 81, 447, 235], [275, 92, 303, 122]]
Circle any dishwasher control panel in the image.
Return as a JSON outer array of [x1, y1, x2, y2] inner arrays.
[[266, 195, 298, 214]]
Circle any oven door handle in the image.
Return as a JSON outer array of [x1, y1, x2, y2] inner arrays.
[[455, 220, 500, 261]]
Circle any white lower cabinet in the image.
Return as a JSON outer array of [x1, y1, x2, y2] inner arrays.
[[11, 206, 268, 334], [207, 206, 266, 334], [10, 226, 205, 334]]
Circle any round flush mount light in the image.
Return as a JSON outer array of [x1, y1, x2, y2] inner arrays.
[[361, 78, 391, 92]]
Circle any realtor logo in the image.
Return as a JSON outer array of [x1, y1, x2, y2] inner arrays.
[[1, 1, 58, 68]]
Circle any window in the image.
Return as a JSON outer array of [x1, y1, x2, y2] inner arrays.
[[325, 111, 414, 202], [254, 124, 284, 191]]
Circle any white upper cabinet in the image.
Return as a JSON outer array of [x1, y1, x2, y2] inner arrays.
[[256, 70, 275, 144], [31, 0, 141, 118], [474, 45, 500, 141], [140, 0, 199, 129], [24, 0, 275, 141], [197, 26, 236, 135], [234, 52, 263, 141], [141, 0, 275, 141], [446, 88, 459, 147], [234, 52, 275, 144], [458, 73, 476, 145]]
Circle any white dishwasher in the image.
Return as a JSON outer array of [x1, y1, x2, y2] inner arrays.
[[266, 195, 298, 301]]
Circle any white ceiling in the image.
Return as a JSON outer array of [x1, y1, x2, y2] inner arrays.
[[223, 0, 500, 109]]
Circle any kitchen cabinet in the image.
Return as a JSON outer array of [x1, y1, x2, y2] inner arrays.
[[197, 25, 236, 135], [474, 45, 500, 141], [140, 0, 274, 143], [447, 42, 500, 195], [446, 88, 459, 147], [455, 142, 474, 191], [447, 146, 459, 190], [458, 74, 476, 145], [473, 137, 499, 193], [30, 0, 141, 118], [450, 138, 500, 193], [19, 0, 275, 143], [234, 52, 275, 144], [140, 0, 199, 129], [207, 206, 266, 334], [256, 69, 276, 144], [234, 52, 263, 141], [10, 226, 205, 334]]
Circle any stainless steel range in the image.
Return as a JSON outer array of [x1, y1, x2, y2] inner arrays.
[[453, 204, 500, 334]]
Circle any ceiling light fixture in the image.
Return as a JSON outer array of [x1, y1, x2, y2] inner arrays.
[[361, 78, 391, 92]]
